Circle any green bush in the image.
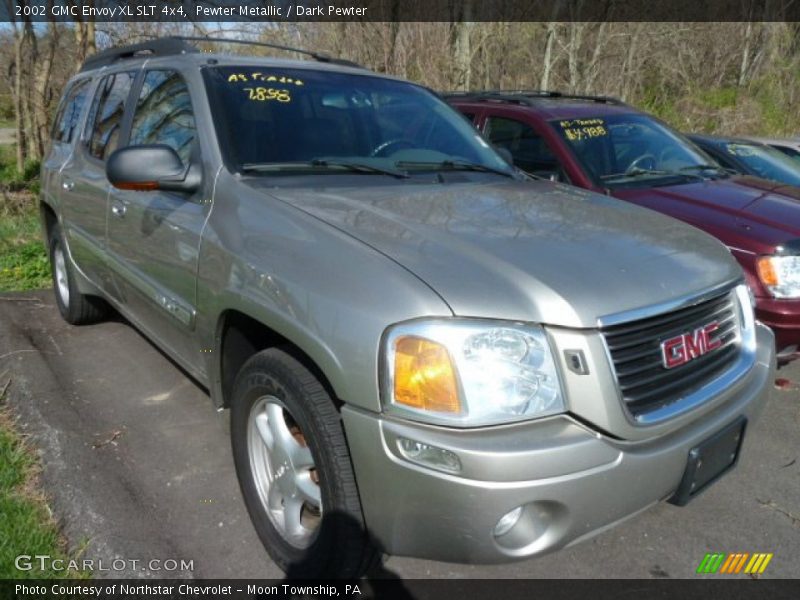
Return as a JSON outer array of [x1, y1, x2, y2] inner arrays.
[[0, 204, 50, 292], [0, 158, 40, 193]]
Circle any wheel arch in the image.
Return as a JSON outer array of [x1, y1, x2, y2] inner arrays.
[[212, 309, 344, 411]]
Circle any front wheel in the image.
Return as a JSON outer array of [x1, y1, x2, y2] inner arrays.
[[230, 348, 380, 578]]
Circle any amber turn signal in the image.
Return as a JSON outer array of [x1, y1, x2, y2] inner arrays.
[[393, 336, 461, 413], [756, 257, 779, 287]]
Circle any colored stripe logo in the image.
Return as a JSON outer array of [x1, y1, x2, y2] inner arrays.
[[696, 552, 773, 574]]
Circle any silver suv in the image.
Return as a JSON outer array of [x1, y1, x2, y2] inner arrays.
[[41, 38, 775, 577]]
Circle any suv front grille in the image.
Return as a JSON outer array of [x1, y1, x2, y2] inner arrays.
[[603, 291, 740, 418]]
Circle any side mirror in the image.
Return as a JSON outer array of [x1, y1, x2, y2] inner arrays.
[[106, 145, 200, 193]]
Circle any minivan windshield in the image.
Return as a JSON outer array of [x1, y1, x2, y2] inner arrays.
[[551, 113, 727, 188], [204, 66, 513, 178]]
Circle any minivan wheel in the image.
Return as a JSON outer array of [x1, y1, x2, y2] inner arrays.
[[230, 348, 380, 578], [48, 224, 106, 325]]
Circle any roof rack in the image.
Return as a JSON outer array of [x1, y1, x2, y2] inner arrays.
[[79, 38, 198, 72], [80, 36, 362, 73], [163, 36, 362, 68], [442, 90, 625, 106]]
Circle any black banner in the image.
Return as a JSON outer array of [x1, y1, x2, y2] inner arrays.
[[3, 579, 800, 600], [3, 0, 800, 23]]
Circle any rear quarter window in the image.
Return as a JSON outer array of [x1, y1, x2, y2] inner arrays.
[[51, 79, 91, 144]]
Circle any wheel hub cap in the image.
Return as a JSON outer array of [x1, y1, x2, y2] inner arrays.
[[247, 396, 321, 548]]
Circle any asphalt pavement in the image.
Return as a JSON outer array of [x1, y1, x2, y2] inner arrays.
[[0, 290, 797, 579]]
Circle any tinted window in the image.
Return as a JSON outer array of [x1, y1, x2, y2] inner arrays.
[[485, 116, 561, 179], [86, 72, 135, 161], [52, 79, 91, 144], [130, 70, 196, 164]]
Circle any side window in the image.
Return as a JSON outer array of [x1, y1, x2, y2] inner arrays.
[[129, 70, 196, 164], [86, 72, 135, 161], [52, 79, 91, 144], [485, 116, 564, 180]]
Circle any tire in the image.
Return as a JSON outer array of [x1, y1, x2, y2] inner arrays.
[[48, 223, 106, 325], [230, 348, 380, 579]]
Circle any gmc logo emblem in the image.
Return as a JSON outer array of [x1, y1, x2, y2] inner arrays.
[[661, 322, 722, 369]]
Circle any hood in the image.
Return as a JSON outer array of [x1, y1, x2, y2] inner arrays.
[[251, 179, 742, 328], [616, 177, 800, 244]]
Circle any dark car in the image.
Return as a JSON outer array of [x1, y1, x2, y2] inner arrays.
[[688, 133, 800, 188], [446, 91, 800, 360]]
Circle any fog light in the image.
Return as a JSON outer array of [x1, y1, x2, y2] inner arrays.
[[397, 438, 462, 473], [494, 506, 524, 537]]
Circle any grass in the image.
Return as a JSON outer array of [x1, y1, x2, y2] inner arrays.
[[0, 405, 85, 578], [0, 200, 50, 293], [1, 143, 49, 293]]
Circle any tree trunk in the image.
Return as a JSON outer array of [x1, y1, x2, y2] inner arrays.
[[73, 8, 97, 70], [739, 20, 753, 87], [540, 22, 558, 90], [33, 20, 58, 159], [451, 0, 474, 90]]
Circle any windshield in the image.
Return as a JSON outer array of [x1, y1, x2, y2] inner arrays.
[[720, 141, 800, 186], [203, 66, 512, 178], [551, 113, 723, 188]]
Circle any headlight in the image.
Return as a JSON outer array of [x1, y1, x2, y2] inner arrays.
[[382, 319, 565, 427], [756, 255, 800, 298]]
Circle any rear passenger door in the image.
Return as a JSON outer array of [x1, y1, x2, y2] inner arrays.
[[106, 69, 207, 376], [60, 71, 136, 288], [43, 78, 92, 211]]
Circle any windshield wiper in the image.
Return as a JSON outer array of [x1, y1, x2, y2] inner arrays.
[[395, 160, 517, 179], [241, 160, 409, 179], [310, 158, 409, 179], [601, 167, 704, 181], [679, 164, 730, 176]]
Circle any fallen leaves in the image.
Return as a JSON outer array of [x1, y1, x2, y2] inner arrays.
[[91, 429, 124, 449]]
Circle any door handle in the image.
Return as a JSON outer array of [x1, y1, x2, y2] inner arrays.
[[61, 179, 74, 192], [111, 203, 127, 218]]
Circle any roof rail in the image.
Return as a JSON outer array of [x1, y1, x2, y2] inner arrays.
[[79, 36, 363, 72], [164, 36, 363, 69], [79, 38, 198, 72], [442, 90, 625, 106]]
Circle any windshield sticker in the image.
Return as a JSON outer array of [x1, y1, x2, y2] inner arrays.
[[559, 118, 608, 142], [726, 143, 757, 157], [227, 72, 304, 86], [243, 87, 292, 102]]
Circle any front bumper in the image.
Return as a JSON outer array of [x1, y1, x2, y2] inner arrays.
[[343, 323, 775, 564], [755, 297, 800, 358]]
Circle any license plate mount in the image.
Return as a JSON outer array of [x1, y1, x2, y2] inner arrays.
[[668, 417, 747, 506]]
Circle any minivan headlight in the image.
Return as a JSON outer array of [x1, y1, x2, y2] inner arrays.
[[382, 319, 565, 427], [756, 255, 800, 298]]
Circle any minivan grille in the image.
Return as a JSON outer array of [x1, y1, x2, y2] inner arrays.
[[603, 291, 740, 418]]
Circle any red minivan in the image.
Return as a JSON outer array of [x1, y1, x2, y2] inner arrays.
[[447, 91, 800, 361]]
